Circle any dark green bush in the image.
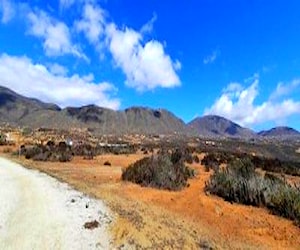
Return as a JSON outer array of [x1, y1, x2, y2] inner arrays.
[[122, 154, 195, 191]]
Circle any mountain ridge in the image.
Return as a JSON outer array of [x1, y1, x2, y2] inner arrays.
[[0, 85, 299, 139], [188, 115, 257, 139], [258, 126, 300, 138]]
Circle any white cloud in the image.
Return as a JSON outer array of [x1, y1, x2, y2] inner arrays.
[[0, 53, 120, 109], [140, 13, 157, 34], [203, 49, 219, 65], [106, 23, 181, 91], [204, 76, 300, 127], [48, 63, 68, 76], [1, 1, 181, 92], [75, 3, 106, 44], [59, 0, 75, 10], [270, 79, 300, 100], [0, 0, 14, 23], [27, 10, 86, 59]]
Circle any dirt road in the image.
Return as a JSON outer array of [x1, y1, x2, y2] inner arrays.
[[0, 157, 113, 250]]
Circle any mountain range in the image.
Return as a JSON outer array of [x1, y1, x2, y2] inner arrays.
[[1, 85, 299, 139]]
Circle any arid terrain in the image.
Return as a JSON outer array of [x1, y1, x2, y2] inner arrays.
[[1, 142, 300, 249]]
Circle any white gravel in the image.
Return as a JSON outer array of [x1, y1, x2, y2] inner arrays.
[[0, 157, 113, 250]]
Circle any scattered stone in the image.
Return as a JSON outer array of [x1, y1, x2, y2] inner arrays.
[[84, 220, 99, 230]]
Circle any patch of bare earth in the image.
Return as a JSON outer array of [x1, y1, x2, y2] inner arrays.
[[3, 149, 300, 249]]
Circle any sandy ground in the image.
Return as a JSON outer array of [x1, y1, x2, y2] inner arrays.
[[0, 157, 113, 250], [1, 150, 300, 249]]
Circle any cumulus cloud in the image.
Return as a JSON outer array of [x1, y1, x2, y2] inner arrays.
[[75, 3, 106, 44], [204, 76, 300, 127], [106, 23, 181, 91], [0, 0, 14, 23], [0, 54, 120, 109], [203, 49, 220, 65], [27, 10, 86, 59], [2, 1, 181, 92]]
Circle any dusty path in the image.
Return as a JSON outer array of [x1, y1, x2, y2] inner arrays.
[[0, 157, 113, 250]]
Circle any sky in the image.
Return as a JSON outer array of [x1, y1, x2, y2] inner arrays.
[[0, 0, 300, 132]]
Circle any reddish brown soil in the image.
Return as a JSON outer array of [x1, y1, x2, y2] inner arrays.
[[2, 148, 299, 249]]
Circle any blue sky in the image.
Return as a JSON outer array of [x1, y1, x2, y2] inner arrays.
[[0, 0, 300, 131]]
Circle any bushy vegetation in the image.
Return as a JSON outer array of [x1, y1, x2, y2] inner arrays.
[[122, 152, 195, 191], [21, 142, 72, 162], [251, 155, 300, 176], [0, 133, 6, 145], [19, 140, 138, 162], [201, 151, 300, 176], [205, 158, 300, 225]]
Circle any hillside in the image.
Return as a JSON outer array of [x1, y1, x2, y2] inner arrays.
[[0, 86, 189, 135], [188, 115, 257, 138], [258, 126, 300, 139], [2, 85, 300, 139]]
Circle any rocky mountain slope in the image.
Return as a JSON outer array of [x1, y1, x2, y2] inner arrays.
[[1, 85, 299, 139], [0, 86, 189, 135], [258, 126, 300, 139], [188, 115, 257, 138]]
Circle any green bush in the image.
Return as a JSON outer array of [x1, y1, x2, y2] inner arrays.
[[21, 144, 72, 162], [268, 185, 300, 225], [122, 154, 195, 191], [205, 158, 300, 225]]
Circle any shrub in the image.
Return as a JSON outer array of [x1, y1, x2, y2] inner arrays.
[[33, 151, 51, 161], [46, 140, 55, 148], [104, 161, 111, 166], [58, 152, 72, 162], [193, 155, 200, 164], [201, 153, 220, 172], [268, 185, 300, 225], [170, 149, 182, 164], [205, 158, 300, 225], [122, 154, 195, 191], [25, 146, 42, 159], [185, 153, 194, 164], [0, 134, 6, 145]]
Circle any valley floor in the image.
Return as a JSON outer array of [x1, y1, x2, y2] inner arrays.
[[2, 151, 300, 249]]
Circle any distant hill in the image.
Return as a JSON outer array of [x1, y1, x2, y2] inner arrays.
[[188, 115, 257, 138], [0, 86, 61, 126], [2, 85, 300, 140], [258, 127, 300, 138], [0, 85, 189, 135]]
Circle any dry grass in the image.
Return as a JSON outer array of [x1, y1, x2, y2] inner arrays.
[[2, 150, 300, 249]]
